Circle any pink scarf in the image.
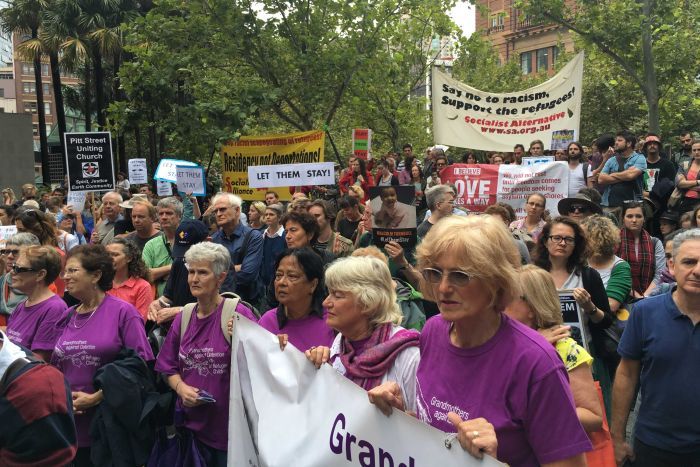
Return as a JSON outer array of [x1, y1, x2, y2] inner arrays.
[[338, 323, 420, 391]]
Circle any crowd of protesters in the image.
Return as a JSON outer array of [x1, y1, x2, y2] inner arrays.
[[0, 130, 699, 467]]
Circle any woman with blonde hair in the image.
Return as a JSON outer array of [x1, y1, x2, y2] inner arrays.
[[306, 256, 420, 408], [247, 201, 267, 231], [369, 215, 591, 465]]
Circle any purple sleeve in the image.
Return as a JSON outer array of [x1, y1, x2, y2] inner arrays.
[[524, 367, 592, 463], [118, 306, 155, 361], [31, 300, 68, 351], [154, 312, 183, 375], [236, 303, 258, 323]]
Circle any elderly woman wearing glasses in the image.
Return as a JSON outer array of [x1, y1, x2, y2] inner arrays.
[[0, 233, 41, 322], [369, 216, 591, 466], [509, 193, 548, 242]]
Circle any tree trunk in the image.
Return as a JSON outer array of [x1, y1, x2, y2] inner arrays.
[[641, 0, 660, 133], [84, 61, 92, 131], [159, 132, 166, 157], [49, 51, 66, 172], [113, 53, 126, 173], [93, 47, 106, 130], [33, 31, 50, 186], [135, 127, 143, 158], [148, 112, 157, 186]]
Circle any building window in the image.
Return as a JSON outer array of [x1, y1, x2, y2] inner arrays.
[[41, 64, 49, 76], [32, 123, 39, 136], [43, 83, 51, 95], [0, 72, 12, 79], [44, 102, 52, 115], [0, 88, 3, 98], [536, 48, 549, 72], [23, 81, 36, 94], [22, 63, 34, 75], [24, 101, 37, 114], [489, 12, 506, 32], [552, 46, 559, 65], [520, 51, 532, 74]]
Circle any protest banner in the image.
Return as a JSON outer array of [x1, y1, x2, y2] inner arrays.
[[369, 185, 417, 249], [522, 156, 555, 166], [228, 314, 504, 467], [0, 225, 17, 241], [432, 53, 583, 152], [154, 159, 199, 183], [66, 191, 87, 212], [550, 130, 575, 150], [558, 290, 591, 351], [156, 180, 173, 196], [248, 162, 335, 188], [175, 165, 206, 196], [127, 158, 148, 184], [440, 162, 568, 217], [64, 131, 115, 193], [221, 130, 325, 201], [352, 128, 372, 160]]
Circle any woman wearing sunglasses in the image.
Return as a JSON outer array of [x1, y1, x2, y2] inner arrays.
[[0, 233, 41, 324], [5, 245, 67, 361], [369, 216, 591, 466]]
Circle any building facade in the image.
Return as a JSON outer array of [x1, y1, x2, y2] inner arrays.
[[475, 0, 574, 75], [0, 65, 16, 113]]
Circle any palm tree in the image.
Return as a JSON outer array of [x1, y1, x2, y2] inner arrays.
[[1, 0, 51, 184]]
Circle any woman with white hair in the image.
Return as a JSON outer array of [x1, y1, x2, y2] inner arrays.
[[368, 216, 591, 465], [306, 256, 420, 410], [155, 242, 257, 466], [0, 232, 41, 321]]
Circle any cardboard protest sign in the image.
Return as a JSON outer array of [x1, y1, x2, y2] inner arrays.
[[558, 290, 590, 351], [221, 130, 325, 201], [248, 162, 335, 188], [523, 156, 555, 166], [127, 158, 148, 184], [352, 128, 372, 160], [369, 185, 417, 249], [64, 131, 115, 193], [66, 191, 87, 212], [432, 53, 583, 152], [154, 159, 199, 183], [440, 162, 568, 218], [550, 130, 575, 150], [156, 180, 173, 196], [229, 314, 504, 467], [175, 165, 206, 196]]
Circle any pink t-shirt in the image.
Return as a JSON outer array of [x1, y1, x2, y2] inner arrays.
[[258, 307, 335, 352], [416, 314, 591, 466], [6, 294, 68, 352], [107, 277, 153, 320], [155, 301, 257, 451], [52, 295, 154, 447]]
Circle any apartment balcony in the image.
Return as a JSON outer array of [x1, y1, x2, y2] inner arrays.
[[487, 24, 505, 34]]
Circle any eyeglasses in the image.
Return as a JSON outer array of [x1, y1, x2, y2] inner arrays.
[[548, 235, 576, 245], [1, 248, 20, 256], [421, 267, 472, 287], [11, 264, 36, 274], [569, 204, 590, 213]]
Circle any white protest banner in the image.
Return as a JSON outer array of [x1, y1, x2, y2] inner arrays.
[[175, 165, 206, 196], [66, 191, 87, 212], [154, 158, 199, 183], [127, 158, 148, 184], [229, 316, 504, 467], [523, 156, 555, 166], [432, 53, 583, 152], [156, 180, 172, 196], [248, 162, 335, 188], [440, 162, 568, 217], [0, 225, 18, 241], [558, 290, 591, 352]]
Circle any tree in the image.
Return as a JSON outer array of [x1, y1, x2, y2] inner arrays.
[[516, 0, 700, 134]]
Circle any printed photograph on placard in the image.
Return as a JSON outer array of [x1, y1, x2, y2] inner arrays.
[[369, 185, 417, 249], [550, 129, 575, 150], [558, 290, 590, 351]]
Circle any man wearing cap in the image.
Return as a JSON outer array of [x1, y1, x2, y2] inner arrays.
[[147, 219, 209, 325], [91, 191, 123, 245], [558, 190, 603, 223], [125, 197, 162, 252], [210, 192, 263, 304], [643, 133, 676, 197], [142, 197, 183, 297]]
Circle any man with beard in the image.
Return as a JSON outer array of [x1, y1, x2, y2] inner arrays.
[[598, 130, 647, 209], [643, 134, 675, 196], [566, 141, 591, 197], [671, 131, 694, 169]]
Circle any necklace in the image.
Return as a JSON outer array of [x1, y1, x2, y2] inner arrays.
[[71, 300, 102, 329]]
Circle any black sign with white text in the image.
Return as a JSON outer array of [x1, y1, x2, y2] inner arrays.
[[64, 131, 115, 193]]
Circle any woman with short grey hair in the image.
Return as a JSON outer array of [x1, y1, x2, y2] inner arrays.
[[155, 241, 257, 465], [0, 232, 41, 320]]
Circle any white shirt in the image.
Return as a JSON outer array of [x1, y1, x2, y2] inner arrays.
[[0, 330, 27, 381], [568, 163, 588, 197]]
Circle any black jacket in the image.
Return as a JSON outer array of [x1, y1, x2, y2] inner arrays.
[[89, 348, 171, 467]]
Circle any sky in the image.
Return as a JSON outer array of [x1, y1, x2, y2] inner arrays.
[[450, 1, 476, 38]]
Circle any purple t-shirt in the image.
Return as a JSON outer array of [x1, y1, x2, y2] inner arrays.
[[6, 294, 67, 352], [52, 295, 154, 447], [155, 301, 256, 451], [416, 314, 591, 466], [258, 307, 335, 352]]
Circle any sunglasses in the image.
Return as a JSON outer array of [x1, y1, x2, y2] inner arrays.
[[421, 267, 472, 287], [1, 248, 20, 256], [11, 264, 36, 274], [569, 204, 590, 213]]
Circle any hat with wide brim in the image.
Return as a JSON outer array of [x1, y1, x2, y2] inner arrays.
[[119, 193, 149, 209], [558, 193, 603, 216]]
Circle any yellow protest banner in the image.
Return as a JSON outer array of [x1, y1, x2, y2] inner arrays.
[[220, 130, 325, 201]]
